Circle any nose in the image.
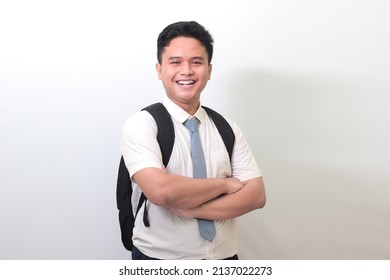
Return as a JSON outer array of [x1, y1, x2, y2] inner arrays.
[[180, 62, 194, 76]]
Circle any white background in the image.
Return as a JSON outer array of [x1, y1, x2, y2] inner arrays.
[[1, 0, 389, 259]]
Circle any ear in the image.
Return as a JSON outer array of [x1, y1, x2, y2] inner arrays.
[[156, 63, 162, 80], [208, 64, 213, 80]]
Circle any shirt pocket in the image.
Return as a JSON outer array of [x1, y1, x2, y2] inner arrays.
[[209, 150, 232, 178]]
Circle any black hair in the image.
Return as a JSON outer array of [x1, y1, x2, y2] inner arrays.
[[157, 21, 214, 64]]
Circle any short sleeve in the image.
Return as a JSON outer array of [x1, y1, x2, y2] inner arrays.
[[121, 111, 162, 177]]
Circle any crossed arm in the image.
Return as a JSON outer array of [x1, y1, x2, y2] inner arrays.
[[171, 177, 265, 220], [132, 167, 266, 220]]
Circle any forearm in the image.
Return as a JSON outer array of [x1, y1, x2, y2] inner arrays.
[[174, 177, 266, 220], [133, 167, 243, 209], [158, 173, 228, 209]]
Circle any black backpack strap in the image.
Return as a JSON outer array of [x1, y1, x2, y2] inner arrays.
[[140, 102, 175, 227], [142, 103, 175, 167], [202, 106, 235, 161]]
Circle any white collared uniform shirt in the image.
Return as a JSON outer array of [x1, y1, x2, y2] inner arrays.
[[121, 96, 262, 259]]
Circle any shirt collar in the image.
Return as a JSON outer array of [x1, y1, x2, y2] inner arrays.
[[162, 95, 207, 124]]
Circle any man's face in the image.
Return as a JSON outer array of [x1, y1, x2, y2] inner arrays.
[[156, 36, 212, 112]]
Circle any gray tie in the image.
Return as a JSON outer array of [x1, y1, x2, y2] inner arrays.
[[184, 117, 216, 242]]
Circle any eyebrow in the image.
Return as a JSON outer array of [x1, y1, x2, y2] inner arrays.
[[168, 56, 205, 61]]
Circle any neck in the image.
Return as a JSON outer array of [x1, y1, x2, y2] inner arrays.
[[169, 97, 200, 116], [183, 103, 200, 116]]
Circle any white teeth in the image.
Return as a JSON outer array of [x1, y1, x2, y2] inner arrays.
[[177, 80, 195, 85]]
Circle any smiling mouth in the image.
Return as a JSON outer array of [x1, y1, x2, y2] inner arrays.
[[176, 80, 196, 85]]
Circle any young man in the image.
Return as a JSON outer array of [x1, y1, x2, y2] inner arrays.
[[121, 21, 266, 260]]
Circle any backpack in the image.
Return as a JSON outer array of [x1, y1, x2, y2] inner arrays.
[[116, 102, 235, 251]]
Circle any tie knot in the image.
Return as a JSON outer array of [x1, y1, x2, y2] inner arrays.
[[184, 117, 199, 132]]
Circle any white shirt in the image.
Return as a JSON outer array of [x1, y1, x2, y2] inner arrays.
[[121, 96, 262, 259]]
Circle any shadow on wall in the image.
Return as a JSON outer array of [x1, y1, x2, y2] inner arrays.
[[225, 69, 390, 259]]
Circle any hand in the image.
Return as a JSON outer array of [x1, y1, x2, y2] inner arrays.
[[225, 177, 244, 194]]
